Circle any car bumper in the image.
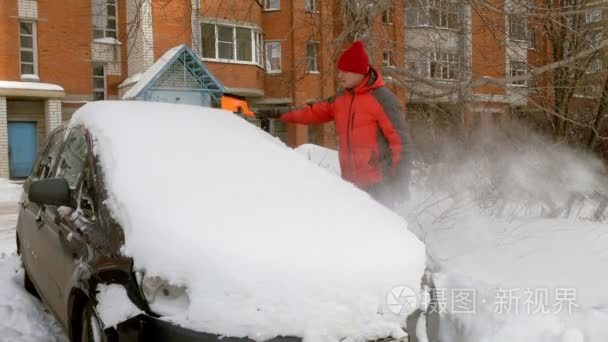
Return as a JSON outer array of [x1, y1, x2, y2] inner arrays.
[[113, 314, 418, 342], [114, 314, 302, 342]]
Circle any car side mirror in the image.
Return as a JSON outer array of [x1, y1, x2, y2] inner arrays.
[[29, 178, 73, 207]]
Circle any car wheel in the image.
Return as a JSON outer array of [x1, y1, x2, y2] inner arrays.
[[20, 256, 39, 298], [80, 301, 109, 342]]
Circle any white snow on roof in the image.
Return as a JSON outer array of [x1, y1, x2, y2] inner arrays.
[[72, 101, 426, 341], [122, 45, 184, 100], [0, 81, 64, 92], [118, 72, 142, 89]]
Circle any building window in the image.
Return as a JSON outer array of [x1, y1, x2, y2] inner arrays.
[[265, 41, 282, 73], [382, 50, 394, 66], [201, 23, 263, 66], [254, 32, 263, 65], [305, 0, 319, 12], [236, 27, 252, 61], [429, 0, 458, 29], [528, 28, 536, 49], [587, 31, 603, 47], [508, 60, 527, 86], [307, 41, 319, 73], [509, 15, 528, 41], [92, 63, 106, 100], [201, 23, 216, 59], [585, 9, 602, 23], [587, 56, 602, 73], [264, 0, 280, 10], [93, 0, 117, 39], [217, 25, 234, 60], [405, 0, 423, 26], [429, 51, 458, 80], [19, 22, 37, 76], [406, 0, 458, 28], [382, 9, 393, 24]]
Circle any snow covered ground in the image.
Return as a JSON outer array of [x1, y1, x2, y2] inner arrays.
[[398, 132, 608, 342], [0, 180, 67, 342]]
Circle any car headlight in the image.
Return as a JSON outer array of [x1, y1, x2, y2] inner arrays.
[[136, 272, 190, 316]]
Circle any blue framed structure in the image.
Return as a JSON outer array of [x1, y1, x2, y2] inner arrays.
[[122, 44, 224, 107]]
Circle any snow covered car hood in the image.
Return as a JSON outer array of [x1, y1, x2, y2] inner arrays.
[[71, 101, 425, 342]]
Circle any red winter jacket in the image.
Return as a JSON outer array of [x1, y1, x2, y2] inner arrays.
[[282, 67, 411, 188]]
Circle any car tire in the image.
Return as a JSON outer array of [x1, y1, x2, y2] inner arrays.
[[23, 268, 39, 297], [21, 256, 39, 298], [80, 301, 111, 342]]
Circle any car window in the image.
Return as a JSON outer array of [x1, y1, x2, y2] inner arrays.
[[77, 167, 96, 222], [33, 128, 66, 179], [55, 128, 89, 190]]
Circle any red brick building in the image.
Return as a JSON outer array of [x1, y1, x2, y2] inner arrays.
[[0, 0, 549, 178]]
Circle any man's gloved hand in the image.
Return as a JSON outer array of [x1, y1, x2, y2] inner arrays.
[[256, 107, 291, 120]]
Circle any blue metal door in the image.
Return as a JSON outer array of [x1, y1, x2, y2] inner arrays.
[[8, 122, 37, 178]]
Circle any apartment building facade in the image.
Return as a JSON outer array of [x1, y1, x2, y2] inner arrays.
[[0, 0, 562, 179]]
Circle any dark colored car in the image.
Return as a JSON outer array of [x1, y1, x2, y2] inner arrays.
[[16, 122, 430, 342], [16, 123, 303, 342]]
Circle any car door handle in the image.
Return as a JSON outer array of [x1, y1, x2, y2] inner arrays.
[[35, 214, 43, 227]]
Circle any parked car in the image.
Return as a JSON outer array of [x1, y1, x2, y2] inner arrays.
[[16, 101, 426, 342]]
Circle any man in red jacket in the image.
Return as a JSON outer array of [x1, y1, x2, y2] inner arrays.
[[262, 41, 411, 205]]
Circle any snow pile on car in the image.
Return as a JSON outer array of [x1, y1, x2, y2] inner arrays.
[[294, 144, 341, 176], [72, 101, 426, 342]]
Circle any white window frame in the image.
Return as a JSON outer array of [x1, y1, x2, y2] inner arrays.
[[508, 60, 527, 86], [254, 31, 264, 66], [405, 0, 426, 26], [585, 9, 602, 24], [429, 0, 459, 29], [306, 41, 320, 73], [200, 22, 264, 67], [429, 51, 458, 81], [587, 56, 602, 73], [92, 62, 106, 100], [264, 0, 280, 11], [587, 31, 603, 47], [265, 41, 282, 73], [382, 9, 393, 24], [305, 0, 319, 13], [217, 25, 235, 60], [527, 27, 536, 49], [19, 21, 38, 77], [509, 15, 528, 42], [382, 50, 394, 67], [93, 0, 118, 39]]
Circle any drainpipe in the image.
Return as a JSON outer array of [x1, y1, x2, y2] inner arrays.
[[192, 0, 201, 54], [290, 0, 296, 107], [289, 0, 298, 147]]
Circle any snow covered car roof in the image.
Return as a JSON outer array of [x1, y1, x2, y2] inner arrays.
[[71, 101, 425, 342]]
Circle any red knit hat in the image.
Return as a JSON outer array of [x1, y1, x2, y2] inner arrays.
[[337, 41, 369, 74]]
